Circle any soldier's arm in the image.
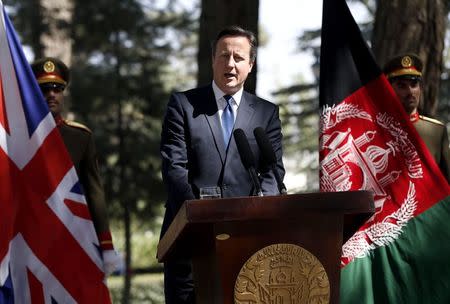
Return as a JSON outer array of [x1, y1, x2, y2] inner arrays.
[[81, 132, 114, 250]]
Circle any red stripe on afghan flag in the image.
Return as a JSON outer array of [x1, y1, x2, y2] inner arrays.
[[319, 0, 450, 302]]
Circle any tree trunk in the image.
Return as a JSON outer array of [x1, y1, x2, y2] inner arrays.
[[372, 0, 447, 116], [39, 0, 73, 65], [197, 0, 259, 93], [111, 18, 132, 304], [27, 0, 46, 59]]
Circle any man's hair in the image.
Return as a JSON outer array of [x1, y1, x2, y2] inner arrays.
[[212, 25, 257, 62]]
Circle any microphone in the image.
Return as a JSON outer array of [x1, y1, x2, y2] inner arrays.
[[233, 128, 263, 197], [253, 127, 287, 195]]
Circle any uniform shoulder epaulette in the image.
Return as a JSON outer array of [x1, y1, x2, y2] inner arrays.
[[419, 115, 445, 126], [64, 120, 92, 133]]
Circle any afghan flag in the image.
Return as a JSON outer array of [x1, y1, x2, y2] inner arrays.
[[319, 0, 450, 303]]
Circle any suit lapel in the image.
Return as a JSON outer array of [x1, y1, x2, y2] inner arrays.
[[234, 91, 256, 136], [205, 114, 226, 162], [226, 92, 256, 159], [202, 86, 226, 162]]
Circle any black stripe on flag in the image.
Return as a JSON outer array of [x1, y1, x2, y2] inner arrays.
[[319, 0, 381, 107]]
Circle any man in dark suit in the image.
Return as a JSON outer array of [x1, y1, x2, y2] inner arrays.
[[160, 25, 285, 303], [384, 53, 450, 182], [31, 57, 119, 274]]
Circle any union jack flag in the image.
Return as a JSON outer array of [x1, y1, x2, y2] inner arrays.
[[0, 2, 111, 303]]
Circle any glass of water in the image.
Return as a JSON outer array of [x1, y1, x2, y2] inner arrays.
[[199, 186, 222, 199]]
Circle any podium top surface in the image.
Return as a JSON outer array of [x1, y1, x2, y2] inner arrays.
[[157, 191, 374, 262]]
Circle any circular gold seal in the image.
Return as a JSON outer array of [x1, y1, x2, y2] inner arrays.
[[401, 56, 413, 68], [234, 244, 330, 304], [43, 61, 55, 73]]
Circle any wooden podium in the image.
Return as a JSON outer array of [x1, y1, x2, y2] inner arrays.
[[157, 191, 374, 304]]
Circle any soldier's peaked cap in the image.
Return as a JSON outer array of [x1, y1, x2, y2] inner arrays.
[[383, 53, 423, 81], [31, 57, 70, 86]]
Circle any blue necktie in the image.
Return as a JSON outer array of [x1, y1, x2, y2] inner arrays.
[[222, 95, 234, 145]]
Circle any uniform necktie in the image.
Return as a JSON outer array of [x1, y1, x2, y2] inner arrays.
[[222, 95, 234, 145]]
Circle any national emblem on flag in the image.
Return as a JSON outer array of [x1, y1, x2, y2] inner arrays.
[[0, 2, 111, 303], [319, 0, 450, 303]]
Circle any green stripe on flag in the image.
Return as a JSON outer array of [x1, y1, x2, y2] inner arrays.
[[341, 195, 450, 304]]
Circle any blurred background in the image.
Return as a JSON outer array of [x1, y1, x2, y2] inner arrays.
[[5, 0, 450, 302]]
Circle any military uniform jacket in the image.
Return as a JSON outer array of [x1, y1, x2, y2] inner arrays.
[[58, 120, 110, 234], [414, 115, 450, 183]]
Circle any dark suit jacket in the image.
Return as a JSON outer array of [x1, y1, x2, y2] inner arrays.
[[160, 84, 285, 236]]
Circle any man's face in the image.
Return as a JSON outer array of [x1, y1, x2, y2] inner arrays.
[[39, 83, 65, 117], [390, 78, 421, 115], [212, 35, 254, 95]]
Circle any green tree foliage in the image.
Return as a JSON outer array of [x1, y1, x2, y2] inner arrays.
[[274, 83, 320, 191], [68, 4, 196, 297]]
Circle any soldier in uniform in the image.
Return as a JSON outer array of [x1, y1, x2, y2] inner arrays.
[[383, 53, 450, 182], [31, 57, 118, 273]]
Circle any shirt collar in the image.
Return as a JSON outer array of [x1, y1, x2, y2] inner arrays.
[[212, 81, 243, 107]]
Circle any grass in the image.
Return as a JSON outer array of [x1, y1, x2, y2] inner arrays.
[[107, 273, 165, 303]]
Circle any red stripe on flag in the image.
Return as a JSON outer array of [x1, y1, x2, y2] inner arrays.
[[27, 268, 45, 304], [0, 148, 19, 261], [0, 71, 10, 133], [22, 128, 73, 199], [64, 199, 91, 220]]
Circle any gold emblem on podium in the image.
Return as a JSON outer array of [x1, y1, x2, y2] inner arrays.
[[234, 243, 330, 304]]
